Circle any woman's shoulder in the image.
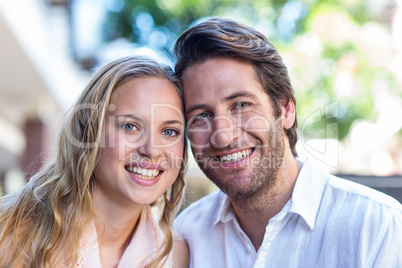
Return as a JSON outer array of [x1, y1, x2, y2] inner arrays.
[[172, 233, 189, 268]]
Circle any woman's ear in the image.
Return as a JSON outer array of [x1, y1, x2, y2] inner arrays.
[[281, 99, 296, 130]]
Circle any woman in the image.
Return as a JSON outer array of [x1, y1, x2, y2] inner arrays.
[[0, 56, 189, 267]]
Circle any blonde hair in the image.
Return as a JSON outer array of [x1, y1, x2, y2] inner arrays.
[[0, 55, 188, 267]]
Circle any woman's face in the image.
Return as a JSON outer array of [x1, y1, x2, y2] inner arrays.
[[94, 77, 184, 208]]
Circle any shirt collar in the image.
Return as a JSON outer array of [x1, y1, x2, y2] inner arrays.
[[214, 191, 234, 225], [289, 158, 329, 230], [213, 158, 329, 230]]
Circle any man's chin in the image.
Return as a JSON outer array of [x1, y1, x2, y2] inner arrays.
[[221, 185, 260, 201], [206, 174, 256, 195]]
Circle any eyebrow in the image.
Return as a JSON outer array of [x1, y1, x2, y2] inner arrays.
[[162, 120, 184, 126], [113, 114, 143, 121], [224, 91, 257, 101], [185, 104, 209, 115], [113, 115, 183, 126], [185, 91, 258, 115]]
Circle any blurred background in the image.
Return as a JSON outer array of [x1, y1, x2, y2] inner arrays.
[[1, 0, 401, 202]]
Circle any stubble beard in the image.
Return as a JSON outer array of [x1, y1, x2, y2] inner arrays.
[[195, 122, 286, 211]]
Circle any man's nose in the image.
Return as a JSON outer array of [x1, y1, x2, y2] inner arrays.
[[210, 116, 241, 148]]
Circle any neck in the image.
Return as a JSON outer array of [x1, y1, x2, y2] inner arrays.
[[231, 155, 301, 250], [92, 188, 143, 263]]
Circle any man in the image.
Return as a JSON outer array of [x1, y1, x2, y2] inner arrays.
[[173, 17, 402, 267]]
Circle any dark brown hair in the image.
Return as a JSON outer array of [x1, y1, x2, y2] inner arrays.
[[174, 17, 298, 157]]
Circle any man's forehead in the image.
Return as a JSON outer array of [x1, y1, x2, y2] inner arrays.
[[181, 59, 265, 106]]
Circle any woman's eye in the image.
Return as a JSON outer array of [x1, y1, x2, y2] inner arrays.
[[124, 123, 137, 131], [162, 129, 179, 137]]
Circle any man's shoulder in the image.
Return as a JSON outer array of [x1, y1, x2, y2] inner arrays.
[[301, 158, 400, 210], [326, 174, 401, 210], [175, 190, 224, 230]]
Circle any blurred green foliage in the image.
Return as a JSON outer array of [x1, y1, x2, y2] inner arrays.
[[103, 0, 399, 141]]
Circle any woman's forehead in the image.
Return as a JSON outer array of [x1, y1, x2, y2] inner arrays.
[[108, 77, 183, 122]]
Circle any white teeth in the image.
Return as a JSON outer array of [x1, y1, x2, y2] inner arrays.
[[219, 149, 252, 163], [125, 166, 161, 180]]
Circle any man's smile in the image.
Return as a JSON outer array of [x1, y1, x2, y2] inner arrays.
[[215, 148, 254, 163]]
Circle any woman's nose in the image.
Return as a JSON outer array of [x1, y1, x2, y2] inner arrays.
[[137, 130, 163, 159]]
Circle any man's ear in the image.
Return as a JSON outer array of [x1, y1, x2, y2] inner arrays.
[[281, 99, 296, 130]]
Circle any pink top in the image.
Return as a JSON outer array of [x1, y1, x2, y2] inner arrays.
[[76, 205, 172, 267]]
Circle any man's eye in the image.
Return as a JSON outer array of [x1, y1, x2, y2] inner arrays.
[[162, 129, 179, 137], [189, 112, 213, 128], [234, 102, 249, 109], [124, 123, 137, 131], [195, 112, 212, 119]]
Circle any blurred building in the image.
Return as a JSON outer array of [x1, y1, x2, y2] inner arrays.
[[0, 0, 86, 193]]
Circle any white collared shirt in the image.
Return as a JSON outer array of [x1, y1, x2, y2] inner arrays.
[[174, 159, 402, 267]]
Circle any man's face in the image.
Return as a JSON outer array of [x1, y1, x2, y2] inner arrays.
[[182, 57, 286, 200]]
